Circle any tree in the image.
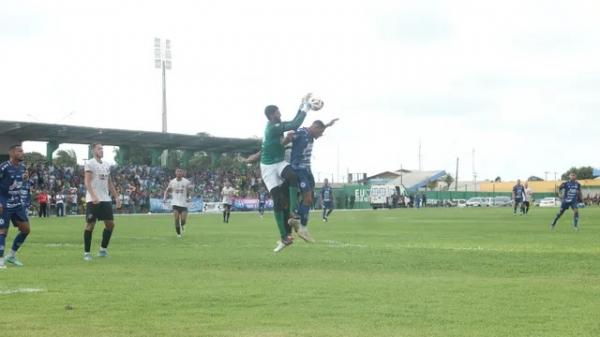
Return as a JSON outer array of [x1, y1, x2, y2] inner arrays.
[[527, 176, 544, 181], [494, 176, 502, 183], [113, 146, 152, 166], [426, 180, 438, 191], [561, 166, 594, 180], [166, 150, 183, 170], [25, 152, 47, 165], [443, 174, 454, 190], [53, 149, 77, 167], [187, 152, 211, 171]]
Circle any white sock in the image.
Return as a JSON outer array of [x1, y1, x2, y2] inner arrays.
[[0, 257, 4, 265], [8, 250, 16, 258], [99, 247, 107, 252]]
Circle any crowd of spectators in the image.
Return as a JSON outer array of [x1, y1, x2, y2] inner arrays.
[[583, 194, 600, 206], [24, 162, 262, 216]]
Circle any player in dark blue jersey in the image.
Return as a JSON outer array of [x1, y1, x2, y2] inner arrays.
[[512, 179, 526, 216], [286, 118, 338, 243], [321, 178, 334, 222], [257, 188, 268, 218], [550, 172, 583, 230], [0, 144, 31, 269]]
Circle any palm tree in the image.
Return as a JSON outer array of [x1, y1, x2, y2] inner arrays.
[[53, 149, 77, 167]]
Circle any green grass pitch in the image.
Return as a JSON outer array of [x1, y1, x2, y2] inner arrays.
[[2, 207, 600, 337]]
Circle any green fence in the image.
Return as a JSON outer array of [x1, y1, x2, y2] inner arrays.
[[314, 185, 556, 210]]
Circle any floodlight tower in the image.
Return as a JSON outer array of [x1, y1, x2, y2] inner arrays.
[[154, 38, 172, 132]]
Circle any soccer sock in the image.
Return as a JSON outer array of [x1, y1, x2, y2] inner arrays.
[[100, 229, 113, 249], [283, 210, 292, 235], [513, 205, 517, 213], [0, 233, 6, 258], [84, 230, 93, 253], [223, 211, 226, 222], [322, 208, 327, 219], [552, 209, 565, 225], [289, 186, 299, 215], [10, 231, 29, 254], [274, 210, 287, 240], [574, 213, 579, 227], [175, 219, 181, 235], [226, 211, 230, 222], [326, 209, 333, 217], [299, 203, 310, 227], [181, 219, 186, 229]]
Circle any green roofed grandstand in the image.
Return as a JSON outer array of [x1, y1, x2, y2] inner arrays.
[[0, 120, 261, 164]]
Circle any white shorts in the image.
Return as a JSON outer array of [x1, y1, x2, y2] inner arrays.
[[260, 161, 290, 192]]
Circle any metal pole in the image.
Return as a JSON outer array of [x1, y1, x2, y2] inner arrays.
[[455, 157, 459, 192], [162, 60, 167, 133]]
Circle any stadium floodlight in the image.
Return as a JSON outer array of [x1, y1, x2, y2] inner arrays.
[[154, 37, 172, 132]]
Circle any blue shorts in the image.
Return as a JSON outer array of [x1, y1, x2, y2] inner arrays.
[[561, 200, 578, 211], [323, 201, 333, 209], [514, 198, 523, 204], [0, 206, 29, 229], [294, 169, 315, 194]]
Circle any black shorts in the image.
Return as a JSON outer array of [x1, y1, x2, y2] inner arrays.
[[172, 205, 188, 213], [86, 202, 114, 223]]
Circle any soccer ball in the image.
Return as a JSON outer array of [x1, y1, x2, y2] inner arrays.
[[310, 98, 324, 111]]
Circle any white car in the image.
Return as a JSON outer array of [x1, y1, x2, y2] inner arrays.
[[455, 199, 467, 208], [466, 197, 485, 207], [539, 197, 561, 207]]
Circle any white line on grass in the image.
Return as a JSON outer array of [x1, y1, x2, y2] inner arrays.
[[0, 288, 46, 295], [323, 240, 368, 248]]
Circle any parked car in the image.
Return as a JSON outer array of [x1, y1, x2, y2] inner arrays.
[[481, 197, 494, 207], [539, 197, 561, 207], [493, 196, 512, 207], [455, 199, 467, 208], [466, 197, 485, 207]]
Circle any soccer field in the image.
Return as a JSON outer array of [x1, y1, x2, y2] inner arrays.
[[2, 207, 600, 337]]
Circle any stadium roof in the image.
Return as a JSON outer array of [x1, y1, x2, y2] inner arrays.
[[0, 120, 261, 154], [362, 169, 447, 191]]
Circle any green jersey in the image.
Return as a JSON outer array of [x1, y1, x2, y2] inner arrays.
[[260, 110, 307, 165]]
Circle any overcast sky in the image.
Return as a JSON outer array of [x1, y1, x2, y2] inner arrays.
[[1, 0, 599, 182]]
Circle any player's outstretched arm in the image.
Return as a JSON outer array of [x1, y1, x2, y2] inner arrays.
[[325, 118, 340, 128], [282, 131, 295, 146], [280, 93, 312, 132], [241, 151, 261, 164]]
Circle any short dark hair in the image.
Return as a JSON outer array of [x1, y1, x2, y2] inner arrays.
[[91, 143, 102, 149], [264, 105, 279, 119], [9, 144, 22, 150], [312, 120, 326, 128]]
